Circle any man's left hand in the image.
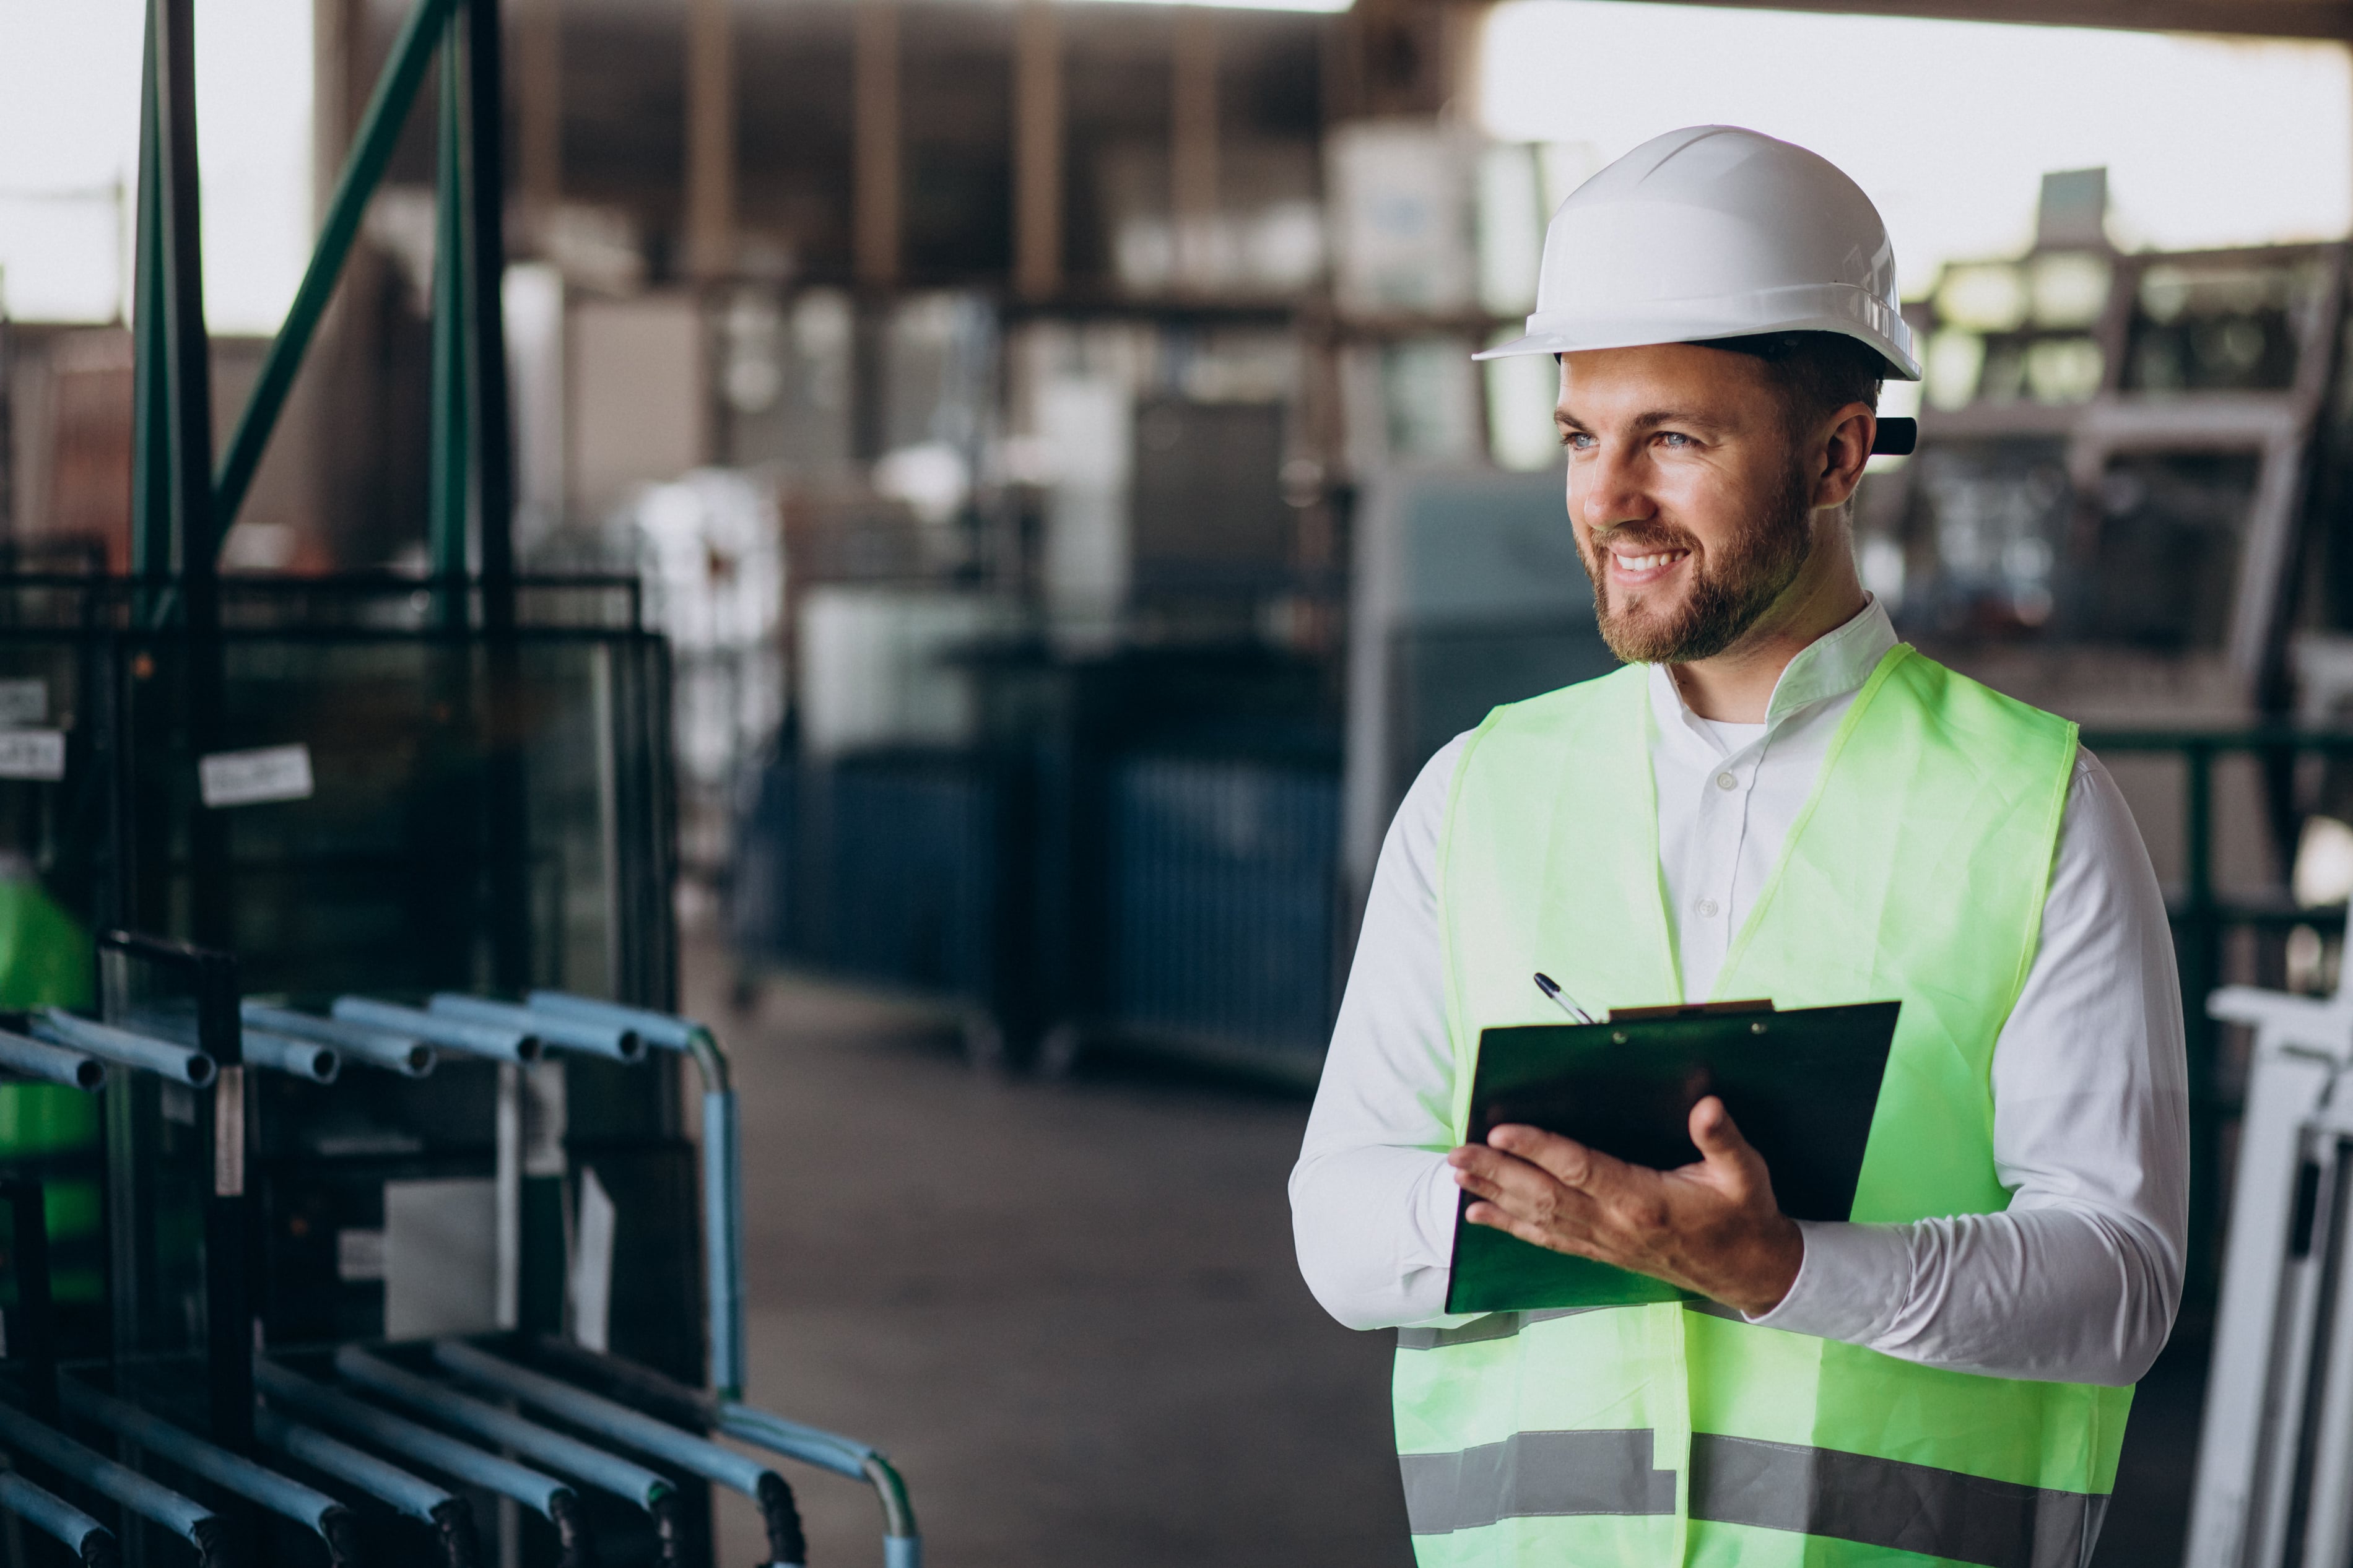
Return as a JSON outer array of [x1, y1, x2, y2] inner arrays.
[[1448, 1095, 1803, 1316]]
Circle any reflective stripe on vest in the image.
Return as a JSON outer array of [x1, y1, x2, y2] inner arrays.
[[1401, 1426, 2105, 1568], [1403, 648, 2131, 1568]]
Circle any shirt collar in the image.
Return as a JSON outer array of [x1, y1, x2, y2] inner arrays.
[[1644, 596, 1898, 743]]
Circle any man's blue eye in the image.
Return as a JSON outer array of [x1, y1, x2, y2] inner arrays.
[[1560, 431, 1594, 449], [1659, 431, 1692, 448]]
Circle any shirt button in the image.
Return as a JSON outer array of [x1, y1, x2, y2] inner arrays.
[[1715, 771, 1738, 790], [1696, 898, 1720, 919]]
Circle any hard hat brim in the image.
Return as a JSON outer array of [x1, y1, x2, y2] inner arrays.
[[1474, 284, 1921, 381]]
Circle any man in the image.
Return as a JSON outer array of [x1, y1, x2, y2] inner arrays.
[[1290, 126, 2186, 1567]]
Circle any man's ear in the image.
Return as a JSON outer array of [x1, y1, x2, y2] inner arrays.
[[1813, 402, 1876, 509]]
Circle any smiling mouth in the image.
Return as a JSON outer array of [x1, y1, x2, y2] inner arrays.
[[1607, 547, 1691, 579]]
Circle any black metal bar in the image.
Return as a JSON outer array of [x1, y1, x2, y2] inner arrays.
[[128, 2, 172, 585], [150, 0, 215, 581], [97, 932, 250, 1457], [459, 0, 536, 1008], [461, 0, 516, 604], [0, 1179, 58, 1423]]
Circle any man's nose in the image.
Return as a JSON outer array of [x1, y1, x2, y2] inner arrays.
[[1572, 444, 1656, 533]]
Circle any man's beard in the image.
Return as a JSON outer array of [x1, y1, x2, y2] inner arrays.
[[1578, 466, 1816, 665]]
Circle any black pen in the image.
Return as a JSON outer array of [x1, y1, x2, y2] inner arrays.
[[1533, 972, 1598, 1025]]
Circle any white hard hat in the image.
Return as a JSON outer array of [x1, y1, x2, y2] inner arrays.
[[1477, 125, 1921, 381]]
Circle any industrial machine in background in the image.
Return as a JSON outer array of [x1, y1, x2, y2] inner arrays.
[[1869, 175, 2352, 730]]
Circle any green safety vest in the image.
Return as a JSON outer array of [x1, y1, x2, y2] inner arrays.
[[1398, 644, 2131, 1568]]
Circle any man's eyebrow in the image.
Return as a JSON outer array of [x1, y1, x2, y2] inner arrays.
[[1553, 407, 1731, 433]]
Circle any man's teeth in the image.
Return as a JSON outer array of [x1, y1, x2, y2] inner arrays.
[[1616, 550, 1688, 571]]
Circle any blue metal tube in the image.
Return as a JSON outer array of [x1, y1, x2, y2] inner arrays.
[[255, 1405, 451, 1523], [718, 1407, 874, 1479], [721, 1408, 921, 1557], [240, 1028, 339, 1083], [30, 1011, 213, 1086], [332, 998, 540, 1063], [60, 1377, 352, 1547], [525, 991, 705, 1055], [0, 1029, 105, 1091], [704, 1086, 746, 1397], [428, 995, 644, 1062], [243, 1003, 435, 1076], [430, 1341, 768, 1493], [256, 1359, 573, 1520], [524, 991, 743, 1394], [0, 1468, 115, 1566], [333, 1347, 672, 1509], [0, 1398, 216, 1547], [431, 1341, 804, 1566]]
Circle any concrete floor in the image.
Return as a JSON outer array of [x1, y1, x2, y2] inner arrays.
[[690, 948, 1412, 1568], [688, 938, 2209, 1567]]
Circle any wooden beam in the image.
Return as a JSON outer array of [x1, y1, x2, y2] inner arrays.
[[1172, 6, 1219, 293], [515, 0, 562, 235], [1414, 0, 2353, 41], [855, 0, 902, 288], [685, 0, 736, 280], [312, 0, 359, 224], [1014, 0, 1063, 300]]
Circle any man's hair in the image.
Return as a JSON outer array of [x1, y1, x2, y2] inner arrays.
[[1697, 331, 1885, 433]]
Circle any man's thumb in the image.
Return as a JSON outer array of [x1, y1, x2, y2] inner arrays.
[[1689, 1095, 1751, 1164]]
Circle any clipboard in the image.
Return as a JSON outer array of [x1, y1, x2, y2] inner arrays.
[[1444, 998, 1900, 1314]]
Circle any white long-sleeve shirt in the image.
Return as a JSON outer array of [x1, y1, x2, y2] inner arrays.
[[1290, 598, 2190, 1386]]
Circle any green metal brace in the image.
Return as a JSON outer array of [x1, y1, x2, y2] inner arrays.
[[212, 0, 463, 542], [180, 0, 511, 599]]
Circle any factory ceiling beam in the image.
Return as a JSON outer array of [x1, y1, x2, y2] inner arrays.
[[685, 0, 737, 280], [1014, 0, 1063, 300], [1433, 0, 2353, 42], [855, 0, 902, 287], [1172, 7, 1220, 293], [515, 0, 562, 239]]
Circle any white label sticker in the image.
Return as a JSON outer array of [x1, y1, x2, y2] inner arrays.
[[199, 743, 314, 808], [0, 729, 66, 782], [0, 680, 48, 727]]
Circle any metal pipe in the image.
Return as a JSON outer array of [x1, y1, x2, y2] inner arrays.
[[723, 1408, 921, 1561], [124, 1008, 335, 1082], [523, 992, 742, 1392], [0, 1400, 221, 1556], [59, 1377, 357, 1562], [212, 0, 463, 538], [255, 1360, 580, 1530], [243, 1002, 435, 1076], [333, 1347, 673, 1510], [240, 1028, 339, 1083], [432, 1340, 806, 1566], [703, 1083, 745, 1396], [721, 1406, 877, 1481], [0, 1030, 104, 1091], [516, 1341, 918, 1564], [430, 995, 643, 1062], [524, 992, 729, 1085], [31, 1010, 213, 1086], [255, 1407, 479, 1568], [0, 1469, 116, 1568], [333, 997, 540, 1063]]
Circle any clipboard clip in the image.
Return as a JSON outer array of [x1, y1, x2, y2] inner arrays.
[[1604, 998, 1776, 1022]]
